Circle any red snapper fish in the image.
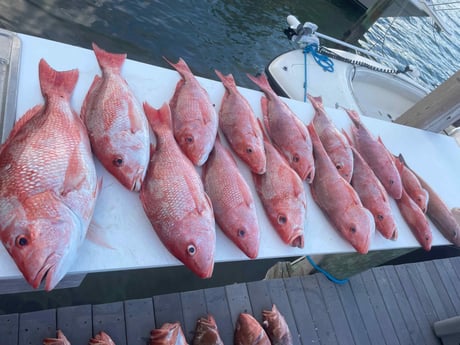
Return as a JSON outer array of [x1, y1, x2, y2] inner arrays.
[[81, 43, 150, 192], [234, 313, 271, 345], [192, 315, 224, 345], [202, 135, 260, 259], [345, 108, 402, 200], [165, 57, 218, 166], [247, 73, 314, 182], [394, 154, 428, 213], [262, 305, 293, 345], [215, 70, 266, 174], [150, 323, 188, 345], [43, 330, 71, 345], [0, 59, 99, 291], [252, 121, 306, 248], [308, 123, 374, 254], [140, 102, 215, 278], [308, 94, 353, 182], [393, 159, 432, 250], [89, 332, 116, 345]]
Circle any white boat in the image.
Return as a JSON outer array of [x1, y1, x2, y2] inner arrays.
[[266, 16, 431, 122]]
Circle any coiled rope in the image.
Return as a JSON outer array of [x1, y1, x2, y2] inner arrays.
[[302, 43, 334, 101]]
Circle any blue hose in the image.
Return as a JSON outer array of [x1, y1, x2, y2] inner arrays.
[[302, 43, 334, 102], [306, 255, 349, 285]]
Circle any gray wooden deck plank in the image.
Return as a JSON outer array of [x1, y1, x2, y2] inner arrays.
[[92, 301, 126, 345], [335, 279, 371, 345], [246, 279, 272, 323], [360, 269, 401, 345], [203, 286, 234, 345], [0, 313, 18, 345], [124, 298, 154, 345], [180, 289, 207, 342], [434, 259, 460, 315], [348, 273, 386, 345], [449, 257, 460, 279], [57, 304, 92, 345], [315, 274, 354, 345], [424, 260, 457, 318], [394, 264, 440, 344], [225, 283, 252, 329], [19, 309, 56, 345], [283, 276, 320, 345], [266, 278, 301, 345], [300, 274, 339, 345], [153, 292, 184, 328], [432, 259, 460, 320]]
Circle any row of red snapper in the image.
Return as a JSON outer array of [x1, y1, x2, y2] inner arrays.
[[0, 43, 459, 291], [43, 304, 291, 345]]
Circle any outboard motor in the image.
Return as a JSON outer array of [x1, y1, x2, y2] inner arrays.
[[284, 15, 320, 49]]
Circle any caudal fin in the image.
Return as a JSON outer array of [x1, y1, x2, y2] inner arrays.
[[246, 73, 273, 94], [163, 56, 193, 79], [39, 59, 78, 100], [143, 102, 172, 133], [92, 43, 126, 72], [215, 69, 237, 90]]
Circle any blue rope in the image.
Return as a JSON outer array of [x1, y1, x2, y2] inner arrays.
[[306, 255, 349, 285], [302, 43, 334, 102]]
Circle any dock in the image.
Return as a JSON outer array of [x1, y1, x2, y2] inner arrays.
[[2, 256, 460, 344]]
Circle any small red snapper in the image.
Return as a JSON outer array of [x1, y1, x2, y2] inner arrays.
[[150, 322, 188, 345], [140, 102, 215, 278], [215, 70, 266, 174], [262, 305, 293, 345], [202, 135, 260, 259], [165, 57, 218, 166], [192, 315, 224, 345], [89, 331, 116, 345], [247, 73, 314, 182], [43, 330, 71, 345], [345, 108, 402, 200], [252, 121, 306, 248], [308, 94, 353, 182], [234, 313, 271, 345], [81, 43, 150, 192], [308, 123, 374, 254], [395, 154, 428, 213], [0, 59, 99, 291]]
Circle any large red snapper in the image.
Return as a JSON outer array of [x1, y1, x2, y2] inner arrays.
[[234, 313, 271, 345], [308, 94, 353, 182], [202, 135, 260, 259], [215, 70, 266, 174], [164, 57, 218, 166], [252, 121, 306, 248], [247, 73, 314, 182], [140, 102, 215, 278], [81, 43, 150, 192], [308, 123, 374, 254], [150, 322, 188, 345], [345, 108, 402, 200], [0, 59, 99, 291]]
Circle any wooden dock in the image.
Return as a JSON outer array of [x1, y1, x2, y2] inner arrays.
[[2, 256, 460, 345]]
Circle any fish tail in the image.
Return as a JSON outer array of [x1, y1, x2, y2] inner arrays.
[[92, 43, 126, 71], [307, 94, 323, 110], [246, 73, 273, 94], [215, 69, 236, 90], [143, 102, 172, 132], [344, 108, 361, 127], [163, 56, 193, 79], [306, 122, 321, 146], [39, 59, 78, 99]]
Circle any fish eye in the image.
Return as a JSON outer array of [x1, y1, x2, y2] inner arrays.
[[112, 157, 124, 167], [292, 154, 300, 163], [389, 179, 394, 185], [277, 214, 287, 225], [335, 163, 343, 170], [246, 147, 253, 154], [350, 226, 356, 233], [237, 228, 246, 237], [185, 136, 194, 144], [187, 244, 196, 256], [16, 235, 28, 247], [377, 214, 384, 221]]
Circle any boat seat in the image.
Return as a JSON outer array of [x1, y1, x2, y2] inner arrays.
[[433, 316, 460, 345]]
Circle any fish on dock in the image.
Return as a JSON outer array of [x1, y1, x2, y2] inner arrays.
[[234, 313, 271, 345], [247, 73, 314, 182], [89, 331, 117, 345], [43, 330, 71, 345], [0, 59, 99, 291], [165, 57, 218, 166], [262, 305, 293, 345], [192, 315, 224, 345], [308, 123, 374, 254], [252, 120, 306, 248], [140, 102, 215, 278], [215, 70, 266, 174], [150, 322, 188, 345], [81, 43, 150, 192], [202, 135, 260, 259]]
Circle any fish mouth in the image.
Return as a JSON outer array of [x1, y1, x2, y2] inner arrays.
[[289, 228, 305, 248], [30, 254, 61, 291], [131, 170, 145, 192]]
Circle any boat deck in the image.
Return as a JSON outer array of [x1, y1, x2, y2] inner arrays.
[[2, 256, 460, 345]]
